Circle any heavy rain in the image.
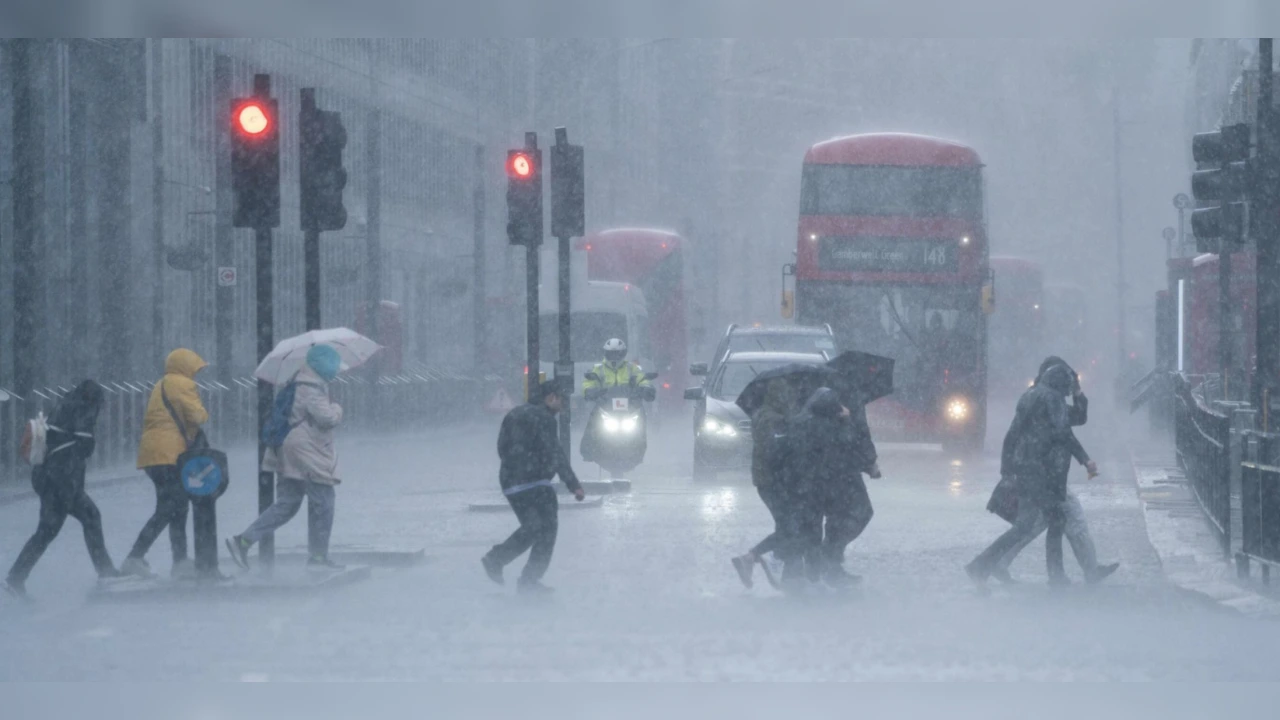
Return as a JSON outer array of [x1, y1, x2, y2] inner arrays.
[[4, 30, 1280, 700]]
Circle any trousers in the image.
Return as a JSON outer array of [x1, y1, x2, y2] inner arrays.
[[970, 495, 1050, 576], [7, 469, 115, 585], [993, 492, 1098, 576], [128, 465, 189, 561], [486, 485, 559, 582], [241, 477, 336, 558], [820, 478, 874, 569]]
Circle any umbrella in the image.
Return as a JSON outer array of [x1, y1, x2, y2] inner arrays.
[[735, 363, 836, 417], [253, 327, 382, 386], [826, 350, 895, 404]]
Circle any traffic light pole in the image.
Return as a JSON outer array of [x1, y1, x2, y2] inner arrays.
[[524, 132, 541, 401], [1257, 38, 1279, 429], [1220, 243, 1233, 399], [301, 89, 321, 332], [557, 233, 571, 458], [252, 73, 276, 566]]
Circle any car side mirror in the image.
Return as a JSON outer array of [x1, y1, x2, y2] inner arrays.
[[644, 371, 658, 380], [683, 387, 705, 401], [690, 362, 709, 376], [584, 372, 600, 382]]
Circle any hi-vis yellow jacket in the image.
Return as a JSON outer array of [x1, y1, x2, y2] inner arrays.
[[582, 361, 651, 392]]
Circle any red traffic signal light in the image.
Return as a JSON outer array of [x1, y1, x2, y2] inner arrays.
[[508, 152, 534, 179], [235, 102, 271, 136]]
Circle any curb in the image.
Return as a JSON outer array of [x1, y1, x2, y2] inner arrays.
[[0, 471, 145, 508], [1130, 452, 1280, 620]]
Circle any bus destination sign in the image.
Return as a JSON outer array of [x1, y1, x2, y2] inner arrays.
[[818, 236, 958, 273]]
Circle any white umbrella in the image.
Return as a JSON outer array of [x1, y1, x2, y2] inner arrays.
[[253, 327, 382, 386]]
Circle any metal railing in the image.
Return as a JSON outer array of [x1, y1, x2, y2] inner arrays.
[[1173, 374, 1233, 557], [1239, 431, 1280, 583], [1, 367, 488, 488]]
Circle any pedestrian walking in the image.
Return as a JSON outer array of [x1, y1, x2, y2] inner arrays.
[[988, 357, 1118, 585], [122, 348, 209, 579], [967, 363, 1091, 586], [732, 379, 798, 589], [786, 387, 879, 590], [4, 381, 121, 600], [481, 381, 585, 594], [226, 344, 346, 570]]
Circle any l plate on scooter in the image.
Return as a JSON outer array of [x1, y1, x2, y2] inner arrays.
[[612, 397, 630, 411]]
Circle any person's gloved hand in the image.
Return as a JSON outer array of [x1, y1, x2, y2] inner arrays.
[[867, 463, 882, 479], [573, 488, 585, 501], [1085, 460, 1099, 478]]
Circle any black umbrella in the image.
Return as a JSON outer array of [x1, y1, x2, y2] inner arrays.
[[734, 363, 836, 417], [827, 350, 895, 404]]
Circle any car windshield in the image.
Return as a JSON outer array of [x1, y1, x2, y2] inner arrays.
[[712, 360, 818, 400], [538, 312, 627, 362], [728, 333, 835, 356]]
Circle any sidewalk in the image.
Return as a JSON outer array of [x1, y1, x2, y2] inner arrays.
[[1130, 448, 1280, 619]]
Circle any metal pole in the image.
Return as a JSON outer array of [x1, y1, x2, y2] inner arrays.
[[473, 145, 487, 376], [526, 246, 540, 399], [302, 89, 321, 332], [10, 39, 44, 397], [213, 54, 234, 385], [151, 39, 166, 365], [1113, 86, 1128, 391], [558, 234, 571, 458], [1256, 38, 1279, 419], [253, 73, 275, 566], [1221, 246, 1233, 399]]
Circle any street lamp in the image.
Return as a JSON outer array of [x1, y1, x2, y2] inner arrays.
[[1162, 226, 1177, 260], [1173, 192, 1192, 256]]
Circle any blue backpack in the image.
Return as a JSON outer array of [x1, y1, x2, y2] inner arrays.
[[261, 382, 302, 448]]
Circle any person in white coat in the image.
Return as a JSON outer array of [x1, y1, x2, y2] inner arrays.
[[226, 344, 345, 570]]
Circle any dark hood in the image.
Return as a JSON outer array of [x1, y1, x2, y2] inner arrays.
[[802, 387, 843, 418], [1039, 364, 1074, 395], [52, 379, 104, 432], [1038, 355, 1071, 380]]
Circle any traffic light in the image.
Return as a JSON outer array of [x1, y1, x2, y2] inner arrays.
[[507, 147, 543, 246], [550, 128, 584, 239], [231, 95, 280, 229], [1190, 123, 1251, 252], [300, 93, 348, 232]]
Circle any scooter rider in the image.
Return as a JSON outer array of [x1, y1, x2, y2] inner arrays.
[[580, 339, 655, 464]]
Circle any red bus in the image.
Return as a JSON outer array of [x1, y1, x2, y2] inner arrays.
[[577, 228, 687, 414], [795, 133, 990, 449], [988, 256, 1045, 396]]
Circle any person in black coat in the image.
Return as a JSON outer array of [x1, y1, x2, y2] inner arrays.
[[482, 381, 584, 594], [4, 381, 121, 600], [786, 387, 880, 588], [966, 364, 1079, 584]]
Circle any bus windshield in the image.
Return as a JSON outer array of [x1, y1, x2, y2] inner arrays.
[[801, 164, 982, 219], [538, 312, 627, 362], [801, 283, 981, 409]]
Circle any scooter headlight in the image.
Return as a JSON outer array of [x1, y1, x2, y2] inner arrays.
[[602, 415, 621, 433], [621, 415, 640, 433]]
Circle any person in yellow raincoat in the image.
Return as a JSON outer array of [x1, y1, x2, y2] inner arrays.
[[121, 348, 209, 579]]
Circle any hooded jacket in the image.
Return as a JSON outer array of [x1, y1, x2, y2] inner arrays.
[[785, 388, 874, 496], [1000, 359, 1089, 479], [498, 400, 582, 495], [750, 379, 797, 487], [137, 349, 209, 468], [262, 365, 344, 485], [40, 380, 104, 488], [1005, 364, 1085, 506]]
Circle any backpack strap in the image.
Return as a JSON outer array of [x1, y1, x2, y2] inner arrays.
[[160, 379, 193, 451]]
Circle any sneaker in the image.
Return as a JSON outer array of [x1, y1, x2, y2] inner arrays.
[[171, 558, 197, 581], [1085, 562, 1120, 585], [731, 554, 755, 589], [758, 557, 781, 590], [306, 556, 345, 571], [824, 567, 863, 589], [97, 566, 125, 580], [120, 557, 154, 579], [225, 536, 251, 571], [481, 555, 504, 586], [991, 567, 1017, 585], [516, 578, 554, 595], [964, 560, 989, 586]]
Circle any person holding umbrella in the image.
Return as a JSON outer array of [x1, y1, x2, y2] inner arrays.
[[226, 344, 346, 570]]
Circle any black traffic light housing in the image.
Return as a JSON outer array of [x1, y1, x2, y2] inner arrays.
[[1191, 123, 1252, 251], [550, 127, 585, 239], [507, 137, 544, 247], [300, 88, 348, 232], [231, 76, 280, 229]]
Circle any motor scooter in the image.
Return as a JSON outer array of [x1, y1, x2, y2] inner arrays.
[[581, 371, 658, 478]]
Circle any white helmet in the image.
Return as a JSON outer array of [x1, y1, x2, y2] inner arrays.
[[603, 338, 627, 364]]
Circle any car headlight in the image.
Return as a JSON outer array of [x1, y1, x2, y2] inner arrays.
[[946, 398, 970, 423], [702, 417, 738, 437], [603, 415, 621, 433]]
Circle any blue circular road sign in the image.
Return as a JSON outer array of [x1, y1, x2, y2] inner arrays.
[[182, 455, 224, 498]]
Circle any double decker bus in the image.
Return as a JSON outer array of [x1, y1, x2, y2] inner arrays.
[[988, 256, 1045, 396], [577, 228, 688, 414], [794, 133, 991, 450]]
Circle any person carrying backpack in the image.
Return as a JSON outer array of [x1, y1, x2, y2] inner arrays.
[[122, 348, 209, 579], [226, 344, 345, 570], [4, 380, 122, 600]]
